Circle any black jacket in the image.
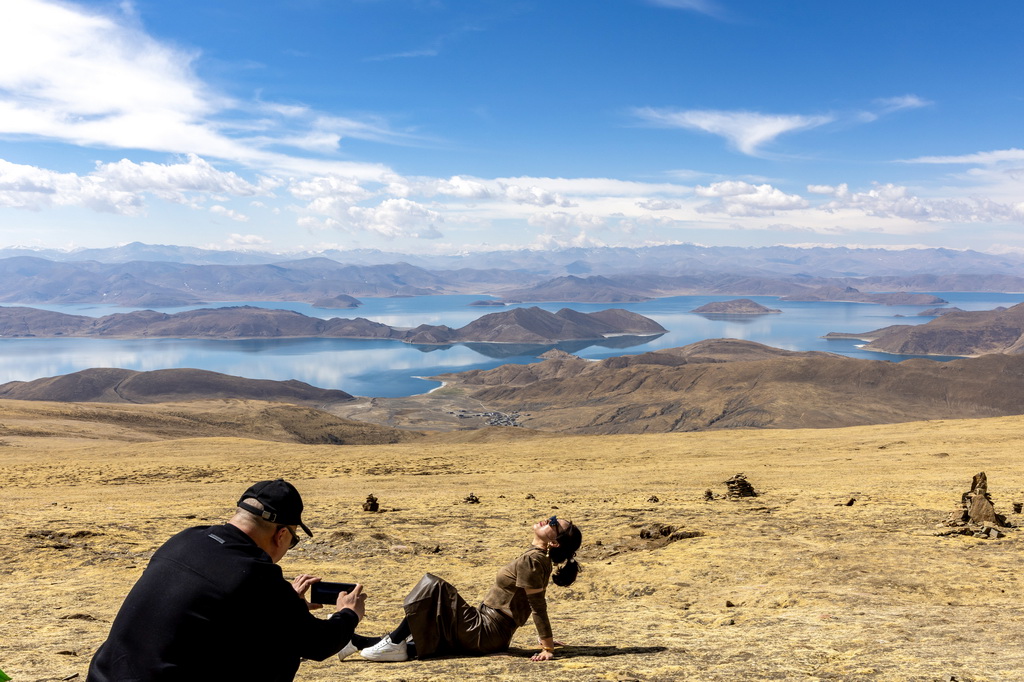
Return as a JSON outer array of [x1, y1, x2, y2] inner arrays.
[[87, 523, 358, 681]]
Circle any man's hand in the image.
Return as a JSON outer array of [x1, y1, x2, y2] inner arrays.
[[291, 574, 323, 611], [336, 583, 366, 621]]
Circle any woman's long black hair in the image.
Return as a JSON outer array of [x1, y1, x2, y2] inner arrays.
[[549, 522, 583, 587]]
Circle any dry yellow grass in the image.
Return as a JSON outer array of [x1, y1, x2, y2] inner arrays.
[[4, 412, 1024, 681]]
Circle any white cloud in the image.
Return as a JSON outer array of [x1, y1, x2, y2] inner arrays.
[[637, 199, 682, 210], [694, 181, 809, 216], [345, 198, 444, 239], [819, 182, 1021, 223], [903, 148, 1024, 165], [633, 108, 833, 156], [501, 183, 576, 207], [0, 0, 236, 154], [985, 244, 1024, 255], [784, 242, 953, 251], [0, 0, 405, 179], [532, 231, 609, 249], [225, 233, 270, 246], [527, 211, 607, 230], [859, 94, 933, 122], [256, 110, 425, 153], [288, 175, 375, 216], [433, 176, 496, 199], [644, 0, 728, 19], [0, 158, 143, 214], [0, 154, 270, 216], [209, 205, 249, 222], [95, 154, 265, 197], [495, 176, 692, 197], [875, 94, 932, 113], [400, 175, 687, 210]]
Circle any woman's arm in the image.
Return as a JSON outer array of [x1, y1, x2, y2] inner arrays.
[[524, 587, 556, 661]]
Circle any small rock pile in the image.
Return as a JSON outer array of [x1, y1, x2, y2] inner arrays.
[[639, 523, 675, 539], [725, 473, 758, 498], [941, 471, 1012, 539], [362, 494, 379, 512], [447, 409, 524, 427], [639, 523, 703, 542]]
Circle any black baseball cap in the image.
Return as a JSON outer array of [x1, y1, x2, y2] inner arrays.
[[237, 479, 313, 537]]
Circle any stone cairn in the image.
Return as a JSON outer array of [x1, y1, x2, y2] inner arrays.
[[943, 472, 1010, 538], [362, 494, 379, 512], [725, 473, 758, 498], [639, 522, 703, 542]]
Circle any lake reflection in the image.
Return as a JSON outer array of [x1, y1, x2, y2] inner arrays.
[[1, 293, 1020, 397]]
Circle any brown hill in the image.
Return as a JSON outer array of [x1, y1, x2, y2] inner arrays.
[[918, 306, 965, 316], [439, 306, 665, 344], [691, 298, 781, 314], [432, 339, 1024, 433], [311, 294, 361, 309], [0, 305, 95, 336], [0, 398, 418, 445], [0, 305, 665, 344], [0, 367, 355, 405], [828, 302, 1024, 356], [0, 305, 395, 339]]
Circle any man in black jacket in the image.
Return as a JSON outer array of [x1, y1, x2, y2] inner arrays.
[[87, 479, 366, 681]]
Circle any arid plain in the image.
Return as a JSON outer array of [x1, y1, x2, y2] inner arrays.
[[4, 399, 1024, 681]]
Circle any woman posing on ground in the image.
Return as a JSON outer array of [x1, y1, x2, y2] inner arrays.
[[351, 514, 582, 663]]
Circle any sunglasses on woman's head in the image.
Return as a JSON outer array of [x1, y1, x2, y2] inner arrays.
[[547, 516, 560, 534]]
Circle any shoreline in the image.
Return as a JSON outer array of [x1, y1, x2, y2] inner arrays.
[[416, 377, 447, 394]]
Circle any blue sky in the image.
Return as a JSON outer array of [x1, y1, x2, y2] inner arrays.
[[1, 0, 1023, 255]]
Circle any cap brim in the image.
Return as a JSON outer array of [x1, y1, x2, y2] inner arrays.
[[299, 521, 313, 537]]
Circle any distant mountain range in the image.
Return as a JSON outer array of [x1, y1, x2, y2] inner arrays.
[[0, 304, 665, 345], [778, 286, 946, 305], [5, 241, 1024, 276], [1, 242, 1024, 305]]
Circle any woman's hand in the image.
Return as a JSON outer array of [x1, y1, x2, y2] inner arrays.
[[291, 573, 323, 611], [531, 636, 557, 661]]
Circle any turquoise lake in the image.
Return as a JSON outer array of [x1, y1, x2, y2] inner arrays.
[[2, 293, 1020, 397]]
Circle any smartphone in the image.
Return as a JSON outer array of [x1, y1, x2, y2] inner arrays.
[[309, 581, 358, 605]]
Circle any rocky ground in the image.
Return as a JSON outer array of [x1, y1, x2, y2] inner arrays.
[[328, 387, 522, 432], [4, 411, 1024, 681]]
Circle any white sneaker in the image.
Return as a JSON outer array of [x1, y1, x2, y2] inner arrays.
[[337, 640, 359, 661], [360, 635, 409, 662]]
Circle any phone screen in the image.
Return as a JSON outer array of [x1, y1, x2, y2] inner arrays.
[[309, 581, 358, 605]]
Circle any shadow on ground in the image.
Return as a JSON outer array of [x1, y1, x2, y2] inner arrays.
[[504, 645, 669, 658]]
